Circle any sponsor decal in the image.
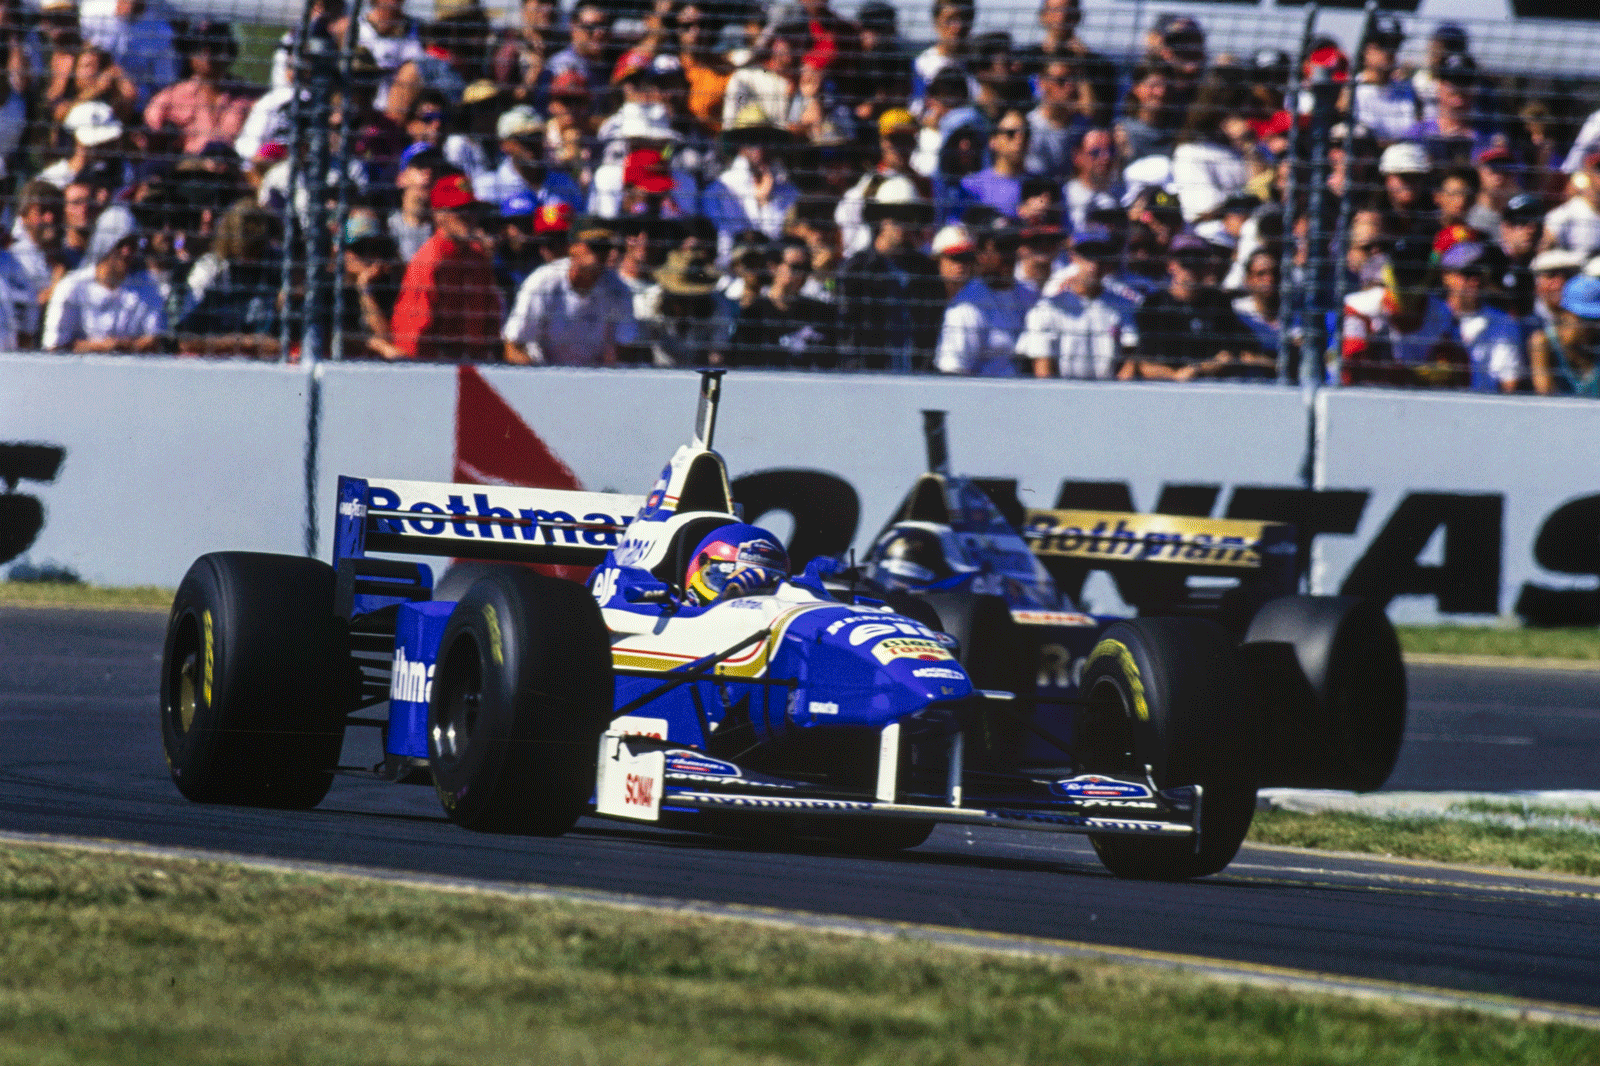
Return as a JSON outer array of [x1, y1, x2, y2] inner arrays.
[[1050, 775, 1153, 800], [1011, 609, 1097, 627], [1023, 509, 1276, 569], [871, 637, 954, 664], [595, 736, 665, 822], [825, 613, 890, 636], [611, 715, 669, 740], [846, 619, 936, 646], [591, 567, 618, 606], [482, 603, 504, 667], [809, 700, 839, 715], [201, 609, 214, 708], [624, 772, 655, 808], [912, 666, 966, 681], [1087, 639, 1147, 722], [389, 646, 436, 704], [665, 752, 741, 778]]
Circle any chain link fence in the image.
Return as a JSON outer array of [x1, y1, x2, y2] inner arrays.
[[8, 0, 1599, 393]]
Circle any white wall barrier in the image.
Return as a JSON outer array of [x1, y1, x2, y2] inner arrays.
[[5, 354, 1597, 624]]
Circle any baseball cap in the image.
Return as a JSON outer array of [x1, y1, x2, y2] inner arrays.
[[1437, 52, 1476, 88], [254, 142, 289, 166], [1304, 42, 1349, 83], [1439, 241, 1486, 272], [1368, 13, 1404, 51], [1432, 22, 1468, 54], [533, 201, 573, 234], [429, 174, 480, 210], [496, 105, 542, 140], [1169, 232, 1212, 260], [1379, 141, 1431, 176], [1560, 273, 1600, 319], [342, 212, 384, 247], [623, 148, 674, 194], [1474, 142, 1513, 167], [1146, 188, 1182, 218], [1388, 235, 1433, 281], [877, 108, 917, 137], [549, 70, 590, 100], [1071, 224, 1116, 257], [65, 101, 123, 147], [1161, 15, 1204, 46], [499, 190, 536, 218], [859, 0, 897, 31], [1530, 248, 1586, 274], [1504, 193, 1544, 225], [931, 223, 974, 257]]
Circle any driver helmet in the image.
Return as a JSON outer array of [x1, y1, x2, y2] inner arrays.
[[868, 527, 953, 589], [685, 523, 789, 605]]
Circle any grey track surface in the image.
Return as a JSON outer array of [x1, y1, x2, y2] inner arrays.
[[4, 606, 1599, 1012]]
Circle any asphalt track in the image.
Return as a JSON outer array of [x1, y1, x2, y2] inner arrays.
[[4, 605, 1600, 1016]]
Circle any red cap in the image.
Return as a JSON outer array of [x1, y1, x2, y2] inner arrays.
[[550, 70, 590, 100], [623, 148, 674, 194], [254, 141, 288, 165], [1304, 45, 1349, 82], [533, 201, 572, 234], [430, 174, 478, 210]]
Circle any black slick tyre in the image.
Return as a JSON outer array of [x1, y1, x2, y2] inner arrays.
[[160, 552, 348, 809], [428, 568, 613, 835], [1076, 618, 1256, 880], [1242, 595, 1406, 792]]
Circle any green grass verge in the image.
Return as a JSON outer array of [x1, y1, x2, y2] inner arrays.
[[0, 582, 172, 610], [1248, 808, 1600, 877], [1395, 625, 1600, 661], [0, 843, 1594, 1065]]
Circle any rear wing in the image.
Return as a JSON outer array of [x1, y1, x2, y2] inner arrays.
[[1022, 509, 1295, 571], [335, 475, 644, 568]]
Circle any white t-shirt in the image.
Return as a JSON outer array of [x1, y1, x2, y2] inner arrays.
[[1353, 81, 1419, 144], [1171, 140, 1247, 223], [42, 267, 165, 351], [1543, 196, 1600, 259], [1015, 288, 1126, 379], [502, 260, 638, 366], [1457, 305, 1525, 391], [936, 278, 1031, 376]]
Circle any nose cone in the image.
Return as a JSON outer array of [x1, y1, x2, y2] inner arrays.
[[875, 645, 974, 704]]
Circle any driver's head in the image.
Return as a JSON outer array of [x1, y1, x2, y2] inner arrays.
[[685, 524, 789, 605]]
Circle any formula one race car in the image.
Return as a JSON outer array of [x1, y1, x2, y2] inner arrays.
[[158, 373, 1402, 880]]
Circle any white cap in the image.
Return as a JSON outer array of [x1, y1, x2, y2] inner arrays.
[[1379, 141, 1431, 175], [1120, 153, 1173, 207], [615, 103, 681, 143], [1585, 255, 1600, 278], [1530, 248, 1587, 274], [65, 101, 123, 147], [872, 174, 925, 205], [930, 223, 974, 256], [496, 105, 542, 140]]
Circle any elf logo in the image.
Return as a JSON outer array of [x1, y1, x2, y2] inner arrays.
[[390, 646, 435, 705]]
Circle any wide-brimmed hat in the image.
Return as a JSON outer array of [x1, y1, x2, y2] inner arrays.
[[1379, 141, 1431, 176], [863, 174, 932, 226], [1530, 248, 1586, 274], [65, 101, 123, 147], [657, 247, 719, 296]]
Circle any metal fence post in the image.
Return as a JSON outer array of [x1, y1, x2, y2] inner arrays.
[[1276, 4, 1319, 384], [1329, 0, 1379, 386], [328, 0, 365, 365]]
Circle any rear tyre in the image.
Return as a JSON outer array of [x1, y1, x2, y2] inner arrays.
[[159, 552, 348, 809], [1077, 618, 1256, 880], [428, 568, 613, 834], [1241, 596, 1406, 792]]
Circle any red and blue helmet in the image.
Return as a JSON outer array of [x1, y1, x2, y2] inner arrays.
[[685, 523, 789, 605]]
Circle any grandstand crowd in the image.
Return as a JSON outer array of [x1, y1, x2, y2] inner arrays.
[[11, 0, 1600, 392]]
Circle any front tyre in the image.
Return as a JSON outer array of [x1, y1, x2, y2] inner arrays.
[[428, 568, 613, 835], [159, 552, 348, 809], [1076, 618, 1256, 880]]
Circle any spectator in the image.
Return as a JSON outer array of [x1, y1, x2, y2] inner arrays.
[[676, 3, 731, 132], [1123, 234, 1264, 381], [1439, 241, 1524, 392], [721, 20, 805, 132], [914, 0, 975, 103], [1494, 193, 1544, 318], [1542, 151, 1600, 259], [173, 200, 282, 358], [492, 189, 542, 304], [1062, 128, 1120, 233], [1149, 15, 1205, 118], [1529, 273, 1600, 396], [846, 1, 909, 130], [144, 21, 253, 157], [728, 236, 836, 367], [544, 71, 593, 178], [1340, 236, 1463, 387], [970, 32, 1024, 127], [503, 225, 636, 365], [79, 0, 175, 105], [785, 199, 842, 302], [338, 211, 403, 360], [1232, 248, 1281, 355], [1528, 248, 1584, 333], [1018, 0, 1115, 128], [40, 101, 124, 190], [961, 108, 1030, 218], [390, 174, 503, 361], [60, 179, 104, 269], [359, 0, 426, 119], [390, 145, 443, 260], [40, 0, 89, 123], [1411, 22, 1470, 127], [49, 44, 140, 129], [1352, 15, 1416, 145], [1407, 53, 1491, 168], [1435, 166, 1479, 235], [548, 2, 610, 109], [1117, 61, 1175, 165], [42, 233, 164, 353], [935, 225, 1029, 375], [1343, 207, 1387, 294], [703, 107, 800, 262], [1014, 218, 1059, 302], [472, 104, 585, 211], [932, 222, 974, 298], [1019, 224, 1125, 378], [911, 67, 984, 179], [531, 200, 573, 265], [837, 109, 932, 256], [1377, 141, 1436, 237], [1025, 58, 1089, 181], [836, 176, 943, 370], [492, 0, 557, 111], [640, 230, 725, 366], [1171, 79, 1249, 224], [1469, 145, 1520, 235], [8, 180, 70, 345]]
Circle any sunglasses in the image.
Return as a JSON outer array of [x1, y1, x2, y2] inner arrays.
[[995, 127, 1028, 138]]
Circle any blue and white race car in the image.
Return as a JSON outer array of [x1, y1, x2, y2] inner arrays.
[[159, 374, 1391, 879]]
